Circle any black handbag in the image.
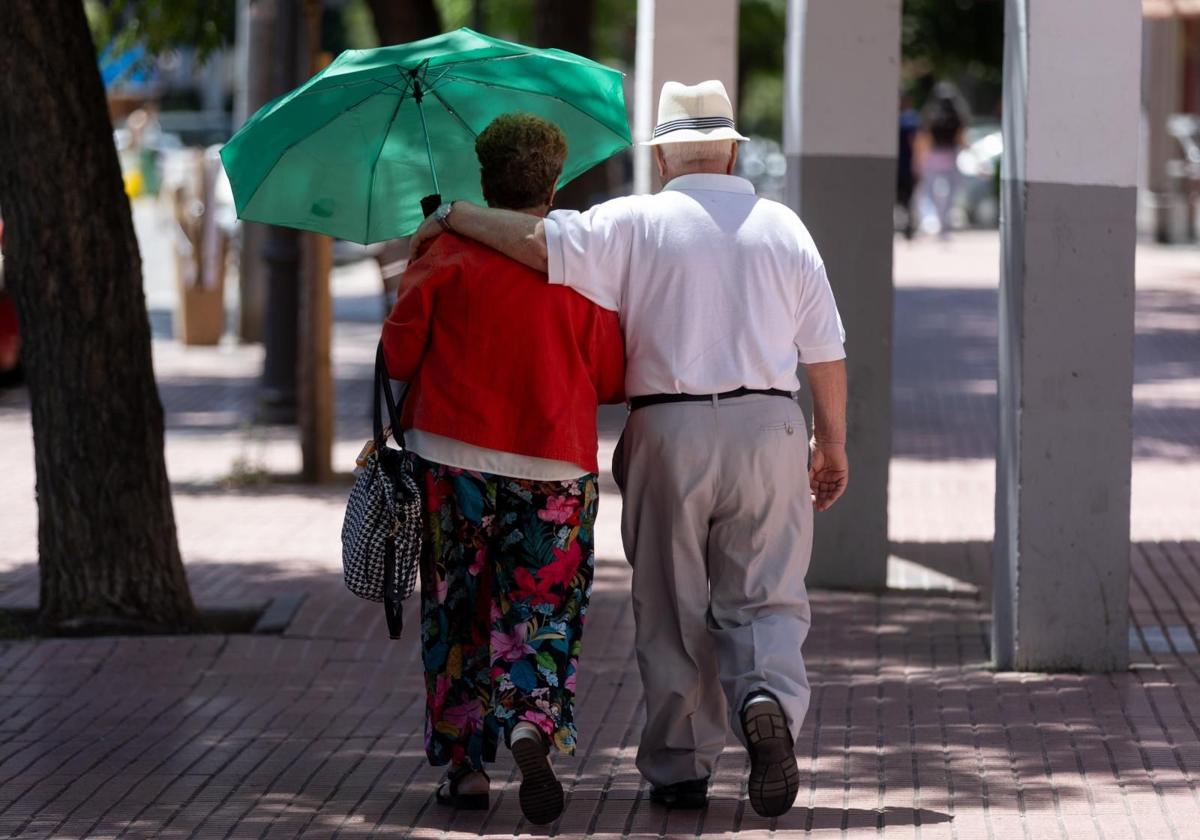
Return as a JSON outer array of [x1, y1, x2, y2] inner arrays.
[[340, 343, 423, 639]]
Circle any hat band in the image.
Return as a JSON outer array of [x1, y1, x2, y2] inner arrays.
[[652, 116, 735, 138]]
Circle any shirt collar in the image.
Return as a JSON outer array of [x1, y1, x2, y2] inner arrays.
[[662, 173, 757, 195]]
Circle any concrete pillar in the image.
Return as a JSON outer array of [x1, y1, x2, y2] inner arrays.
[[994, 0, 1141, 672], [784, 0, 900, 589], [632, 0, 738, 195]]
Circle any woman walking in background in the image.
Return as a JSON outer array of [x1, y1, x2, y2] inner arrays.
[[916, 81, 969, 238], [382, 113, 625, 825]]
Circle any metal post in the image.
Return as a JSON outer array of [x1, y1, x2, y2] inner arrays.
[[235, 0, 274, 343], [257, 0, 302, 424]]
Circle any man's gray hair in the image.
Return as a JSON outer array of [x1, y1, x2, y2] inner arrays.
[[657, 139, 736, 170]]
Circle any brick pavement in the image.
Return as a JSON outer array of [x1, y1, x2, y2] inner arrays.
[[0, 228, 1197, 838]]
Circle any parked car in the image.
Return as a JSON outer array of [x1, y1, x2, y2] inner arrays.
[[956, 123, 1002, 227], [0, 216, 23, 387]]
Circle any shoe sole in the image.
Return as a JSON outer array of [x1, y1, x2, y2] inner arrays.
[[743, 700, 800, 818], [512, 736, 564, 825]]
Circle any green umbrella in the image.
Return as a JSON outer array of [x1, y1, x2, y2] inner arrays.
[[219, 28, 630, 244]]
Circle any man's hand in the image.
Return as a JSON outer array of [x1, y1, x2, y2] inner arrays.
[[409, 214, 445, 259], [406, 201, 550, 273], [809, 441, 848, 511]]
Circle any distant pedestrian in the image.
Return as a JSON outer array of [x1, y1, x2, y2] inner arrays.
[[382, 113, 626, 825], [916, 82, 969, 238], [897, 93, 921, 240]]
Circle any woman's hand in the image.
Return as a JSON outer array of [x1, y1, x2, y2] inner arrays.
[[409, 214, 445, 259]]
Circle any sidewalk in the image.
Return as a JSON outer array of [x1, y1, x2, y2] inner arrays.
[[0, 227, 1198, 838]]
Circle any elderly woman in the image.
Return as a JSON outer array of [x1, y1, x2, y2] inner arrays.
[[382, 113, 625, 825]]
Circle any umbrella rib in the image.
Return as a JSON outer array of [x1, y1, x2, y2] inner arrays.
[[428, 88, 478, 139], [364, 84, 411, 243], [292, 75, 409, 99], [424, 52, 531, 74], [436, 74, 630, 144]]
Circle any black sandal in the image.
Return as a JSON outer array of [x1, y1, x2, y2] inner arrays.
[[511, 728, 564, 825], [435, 765, 490, 811]]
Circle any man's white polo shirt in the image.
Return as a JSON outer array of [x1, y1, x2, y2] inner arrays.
[[543, 173, 846, 398]]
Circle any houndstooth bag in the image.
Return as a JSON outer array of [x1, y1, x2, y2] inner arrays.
[[341, 343, 423, 639]]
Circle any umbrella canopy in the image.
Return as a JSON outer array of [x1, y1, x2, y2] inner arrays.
[[220, 28, 630, 244]]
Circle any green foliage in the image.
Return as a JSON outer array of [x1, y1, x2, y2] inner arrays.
[[343, 0, 380, 49], [902, 0, 1003, 83], [86, 0, 235, 59], [737, 0, 786, 141], [740, 72, 782, 139], [434, 0, 636, 65], [738, 0, 785, 85]]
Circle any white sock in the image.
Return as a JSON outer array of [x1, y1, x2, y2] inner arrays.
[[744, 693, 777, 710], [512, 721, 541, 743]]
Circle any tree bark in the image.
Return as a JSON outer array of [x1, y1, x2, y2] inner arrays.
[[0, 0, 200, 632], [368, 0, 442, 45], [534, 0, 612, 211], [534, 0, 594, 58]]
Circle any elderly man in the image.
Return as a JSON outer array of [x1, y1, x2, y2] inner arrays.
[[411, 81, 848, 818]]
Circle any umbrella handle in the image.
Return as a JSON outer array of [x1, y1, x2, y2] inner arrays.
[[421, 194, 442, 218]]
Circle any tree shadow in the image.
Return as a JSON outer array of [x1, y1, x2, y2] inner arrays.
[[892, 285, 1200, 460]]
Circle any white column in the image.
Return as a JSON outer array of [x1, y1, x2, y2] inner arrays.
[[632, 0, 738, 195], [994, 0, 1142, 671], [784, 0, 901, 589]]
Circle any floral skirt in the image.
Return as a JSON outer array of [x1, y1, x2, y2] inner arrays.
[[414, 455, 598, 770]]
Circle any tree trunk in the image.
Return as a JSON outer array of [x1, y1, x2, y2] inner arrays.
[[0, 0, 200, 632], [368, 0, 441, 45], [534, 0, 612, 211], [534, 0, 594, 58]]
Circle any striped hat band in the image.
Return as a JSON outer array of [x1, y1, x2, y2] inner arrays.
[[652, 116, 736, 138]]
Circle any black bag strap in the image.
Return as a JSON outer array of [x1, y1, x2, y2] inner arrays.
[[373, 341, 408, 450]]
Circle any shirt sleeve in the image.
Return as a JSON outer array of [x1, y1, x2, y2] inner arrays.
[[795, 258, 847, 364], [381, 239, 455, 381], [543, 199, 633, 312]]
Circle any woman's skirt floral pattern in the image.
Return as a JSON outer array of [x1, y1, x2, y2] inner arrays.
[[414, 455, 598, 771]]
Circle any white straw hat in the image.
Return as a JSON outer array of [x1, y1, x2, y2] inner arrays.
[[643, 79, 749, 146]]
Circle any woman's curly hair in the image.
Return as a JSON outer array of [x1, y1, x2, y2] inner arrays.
[[475, 113, 567, 210]]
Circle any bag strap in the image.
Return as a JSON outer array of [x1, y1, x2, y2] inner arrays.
[[373, 341, 409, 450]]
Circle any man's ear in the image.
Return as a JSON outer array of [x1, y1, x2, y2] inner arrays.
[[654, 146, 667, 180], [547, 183, 558, 208], [726, 142, 739, 175]]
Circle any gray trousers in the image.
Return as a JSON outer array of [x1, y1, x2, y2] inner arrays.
[[614, 394, 813, 787]]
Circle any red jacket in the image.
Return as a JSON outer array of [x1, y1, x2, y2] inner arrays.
[[382, 234, 625, 474]]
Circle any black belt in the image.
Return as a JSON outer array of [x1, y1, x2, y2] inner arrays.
[[628, 387, 793, 411]]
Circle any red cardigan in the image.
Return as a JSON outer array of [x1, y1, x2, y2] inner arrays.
[[382, 234, 625, 474]]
